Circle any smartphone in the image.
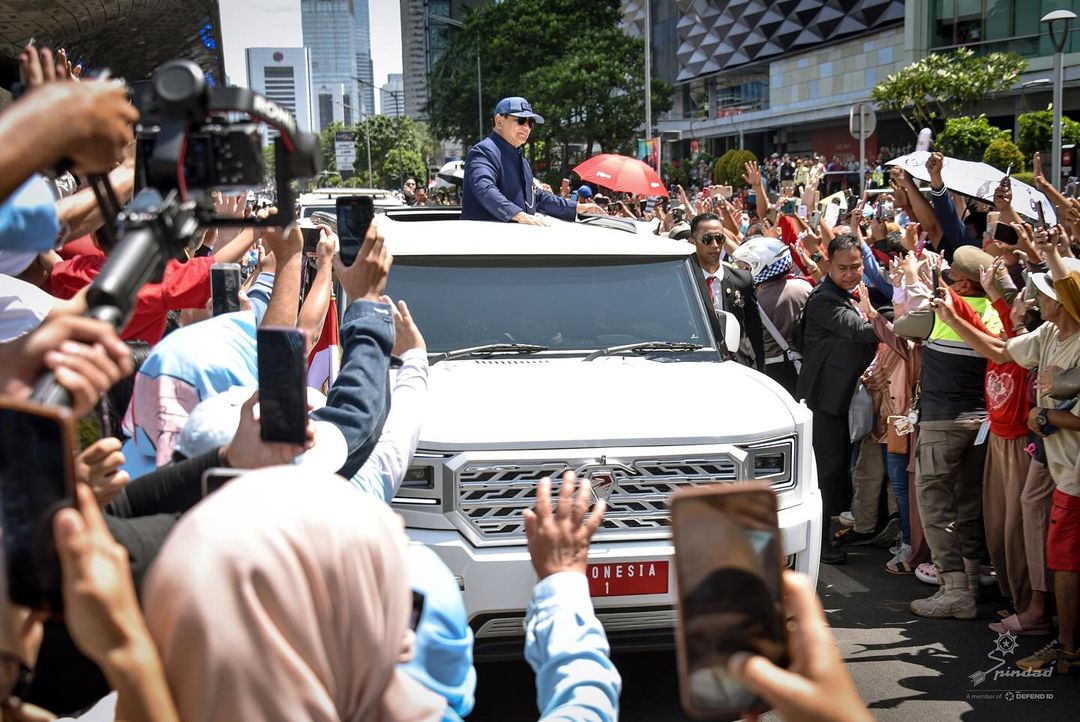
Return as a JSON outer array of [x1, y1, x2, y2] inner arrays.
[[0, 399, 77, 612], [300, 224, 321, 255], [673, 483, 787, 720], [1066, 177, 1078, 198], [994, 222, 1019, 245], [796, 204, 808, 219], [809, 210, 821, 232], [256, 327, 309, 445], [336, 195, 375, 267], [932, 265, 942, 298], [781, 199, 796, 214], [915, 231, 928, 257], [210, 263, 241, 316], [1033, 199, 1047, 230], [201, 467, 245, 498]]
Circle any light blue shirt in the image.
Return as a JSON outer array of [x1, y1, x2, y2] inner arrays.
[[525, 572, 621, 722]]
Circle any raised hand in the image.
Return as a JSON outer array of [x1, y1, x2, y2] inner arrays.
[[742, 161, 762, 187], [333, 217, 393, 301], [75, 438, 130, 507], [523, 471, 606, 579]]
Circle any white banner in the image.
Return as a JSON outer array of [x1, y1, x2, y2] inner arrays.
[[334, 131, 356, 173]]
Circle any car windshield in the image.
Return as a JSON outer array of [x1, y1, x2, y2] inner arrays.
[[301, 204, 334, 219], [384, 257, 714, 354]]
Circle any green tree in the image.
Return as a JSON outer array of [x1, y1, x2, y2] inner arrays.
[[872, 48, 1026, 134], [1017, 108, 1080, 156], [426, 0, 671, 176], [713, 149, 757, 188], [935, 115, 1009, 161], [983, 138, 1026, 173], [316, 116, 436, 189]]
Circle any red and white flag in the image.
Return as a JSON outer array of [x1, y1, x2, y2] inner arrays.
[[307, 298, 340, 394]]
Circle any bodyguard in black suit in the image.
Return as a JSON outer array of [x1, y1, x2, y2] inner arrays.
[[794, 234, 879, 565], [690, 213, 765, 371]]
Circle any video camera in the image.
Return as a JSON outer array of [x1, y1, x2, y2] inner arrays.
[[31, 60, 321, 406]]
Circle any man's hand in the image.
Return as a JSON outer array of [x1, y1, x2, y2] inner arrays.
[[315, 224, 339, 267], [54, 483, 148, 669], [0, 316, 132, 419], [729, 572, 873, 722], [512, 211, 549, 226], [19, 43, 79, 88], [1036, 366, 1062, 395], [55, 82, 139, 174], [333, 217, 392, 301], [384, 297, 426, 356], [523, 471, 606, 579], [979, 262, 1003, 303], [742, 161, 762, 187], [75, 438, 129, 507], [221, 391, 314, 468], [1028, 406, 1047, 436], [576, 202, 605, 216], [926, 152, 944, 189], [262, 218, 302, 262], [1033, 152, 1045, 186]]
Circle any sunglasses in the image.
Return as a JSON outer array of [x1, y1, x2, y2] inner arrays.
[[699, 233, 724, 245], [503, 114, 536, 128]]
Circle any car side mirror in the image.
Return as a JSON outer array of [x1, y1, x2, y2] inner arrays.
[[717, 310, 741, 355]]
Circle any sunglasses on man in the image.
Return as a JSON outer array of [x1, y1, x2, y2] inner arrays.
[[699, 233, 725, 245], [502, 114, 536, 128]]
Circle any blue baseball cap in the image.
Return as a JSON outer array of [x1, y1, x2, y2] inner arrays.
[[576, 184, 593, 198], [493, 96, 545, 124]]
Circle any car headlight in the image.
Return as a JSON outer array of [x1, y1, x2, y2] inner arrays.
[[741, 437, 795, 489]]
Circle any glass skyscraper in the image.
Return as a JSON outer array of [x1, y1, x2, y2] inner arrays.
[[301, 0, 359, 130]]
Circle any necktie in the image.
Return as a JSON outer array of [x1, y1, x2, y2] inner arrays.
[[707, 276, 721, 310]]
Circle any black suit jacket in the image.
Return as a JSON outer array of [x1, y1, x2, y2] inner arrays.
[[714, 263, 766, 371], [794, 276, 879, 416]]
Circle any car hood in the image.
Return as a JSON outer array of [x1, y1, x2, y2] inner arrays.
[[413, 356, 798, 451]]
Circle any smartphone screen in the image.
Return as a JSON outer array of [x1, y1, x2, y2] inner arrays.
[[994, 222, 1019, 245], [300, 225, 321, 255], [210, 263, 241, 316], [809, 210, 821, 232], [256, 327, 308, 445], [0, 402, 76, 612], [337, 196, 375, 267], [672, 484, 787, 719]]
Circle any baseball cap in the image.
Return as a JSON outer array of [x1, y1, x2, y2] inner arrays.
[[576, 185, 593, 198], [493, 97, 545, 124]]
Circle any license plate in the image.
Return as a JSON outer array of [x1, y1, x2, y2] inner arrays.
[[587, 560, 669, 597]]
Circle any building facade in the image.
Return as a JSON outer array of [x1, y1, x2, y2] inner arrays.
[[302, 0, 359, 131], [245, 48, 315, 144], [354, 0, 376, 118], [652, 0, 1080, 167], [381, 73, 406, 116], [399, 0, 489, 120]]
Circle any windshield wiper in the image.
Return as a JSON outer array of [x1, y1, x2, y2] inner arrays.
[[433, 343, 549, 364], [583, 341, 704, 362]]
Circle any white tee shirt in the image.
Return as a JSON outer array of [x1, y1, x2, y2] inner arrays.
[[0, 274, 54, 341]]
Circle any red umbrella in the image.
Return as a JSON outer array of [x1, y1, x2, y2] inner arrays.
[[573, 154, 669, 197]]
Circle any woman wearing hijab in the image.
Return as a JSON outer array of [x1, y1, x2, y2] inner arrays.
[[142, 468, 446, 722]]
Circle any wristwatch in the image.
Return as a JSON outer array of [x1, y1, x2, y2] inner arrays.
[[809, 251, 824, 263], [1037, 408, 1050, 428]]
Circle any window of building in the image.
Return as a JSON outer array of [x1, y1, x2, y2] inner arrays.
[[929, 0, 1079, 55], [319, 93, 334, 130]]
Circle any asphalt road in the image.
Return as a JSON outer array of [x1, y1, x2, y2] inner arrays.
[[470, 546, 1080, 721]]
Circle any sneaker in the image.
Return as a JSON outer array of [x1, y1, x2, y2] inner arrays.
[[1017, 640, 1080, 673], [915, 562, 940, 586], [872, 516, 902, 549], [887, 543, 912, 567], [838, 511, 855, 528], [834, 527, 877, 546], [820, 543, 847, 565]]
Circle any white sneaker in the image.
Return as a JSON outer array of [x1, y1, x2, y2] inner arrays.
[[887, 543, 912, 568], [915, 562, 940, 586], [838, 511, 855, 528]]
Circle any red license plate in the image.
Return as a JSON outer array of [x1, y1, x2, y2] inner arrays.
[[587, 560, 669, 597]]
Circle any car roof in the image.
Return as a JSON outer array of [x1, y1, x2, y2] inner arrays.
[[299, 188, 404, 206], [378, 216, 695, 257]]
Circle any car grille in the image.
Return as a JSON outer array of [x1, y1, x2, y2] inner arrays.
[[457, 457, 739, 540]]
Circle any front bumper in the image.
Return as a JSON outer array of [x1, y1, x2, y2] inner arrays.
[[406, 489, 821, 660]]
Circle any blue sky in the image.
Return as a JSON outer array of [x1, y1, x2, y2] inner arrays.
[[219, 0, 402, 112]]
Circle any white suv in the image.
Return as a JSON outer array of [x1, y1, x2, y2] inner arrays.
[[380, 214, 821, 658]]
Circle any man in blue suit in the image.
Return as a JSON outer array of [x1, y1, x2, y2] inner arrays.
[[461, 96, 601, 225]]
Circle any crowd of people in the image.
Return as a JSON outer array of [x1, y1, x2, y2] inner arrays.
[[6, 41, 1080, 721], [0, 47, 889, 721]]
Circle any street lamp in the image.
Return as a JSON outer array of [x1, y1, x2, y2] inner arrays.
[[1042, 9, 1076, 189]]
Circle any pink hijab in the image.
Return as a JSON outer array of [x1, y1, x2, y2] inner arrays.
[[142, 467, 445, 722]]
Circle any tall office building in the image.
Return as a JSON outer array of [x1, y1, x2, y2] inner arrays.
[[354, 0, 376, 118], [302, 0, 359, 131], [381, 73, 405, 116], [245, 48, 315, 143], [399, 0, 489, 121]]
